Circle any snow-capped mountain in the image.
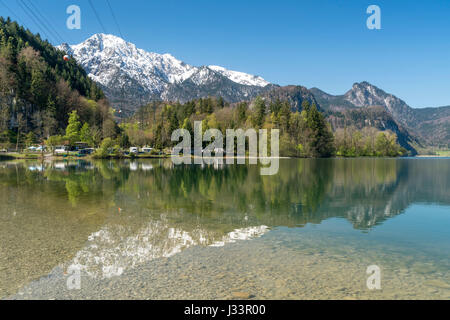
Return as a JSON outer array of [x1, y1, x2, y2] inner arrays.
[[208, 65, 269, 87], [58, 34, 273, 114]]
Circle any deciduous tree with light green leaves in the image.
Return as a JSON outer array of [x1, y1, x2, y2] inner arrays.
[[65, 110, 81, 145], [80, 122, 93, 146]]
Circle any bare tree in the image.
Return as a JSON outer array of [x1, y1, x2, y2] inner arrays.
[[42, 110, 57, 139], [0, 103, 10, 132], [15, 113, 26, 152]]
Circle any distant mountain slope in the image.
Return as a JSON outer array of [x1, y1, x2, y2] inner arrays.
[[343, 82, 416, 126], [58, 34, 273, 116], [208, 65, 269, 87], [327, 106, 419, 154], [250, 84, 417, 153], [260, 85, 318, 112], [309, 87, 359, 111], [413, 105, 450, 147], [310, 82, 449, 148], [311, 82, 416, 125], [161, 66, 276, 103]]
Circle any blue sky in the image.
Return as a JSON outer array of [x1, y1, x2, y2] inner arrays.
[[1, 0, 449, 108]]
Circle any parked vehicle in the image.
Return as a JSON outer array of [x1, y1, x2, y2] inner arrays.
[[74, 142, 89, 151], [27, 145, 46, 152], [129, 147, 139, 154], [78, 148, 93, 155], [54, 146, 69, 154]]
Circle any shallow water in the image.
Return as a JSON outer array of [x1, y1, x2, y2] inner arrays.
[[0, 158, 449, 299]]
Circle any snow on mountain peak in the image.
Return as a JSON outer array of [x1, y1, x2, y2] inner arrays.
[[208, 65, 270, 87], [57, 33, 270, 95], [59, 33, 199, 93]]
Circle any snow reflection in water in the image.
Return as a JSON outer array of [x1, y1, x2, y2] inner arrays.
[[68, 218, 269, 279]]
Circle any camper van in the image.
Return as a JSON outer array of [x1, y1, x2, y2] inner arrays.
[[54, 146, 69, 154]]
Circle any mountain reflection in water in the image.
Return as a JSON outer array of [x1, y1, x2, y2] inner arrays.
[[0, 158, 449, 296]]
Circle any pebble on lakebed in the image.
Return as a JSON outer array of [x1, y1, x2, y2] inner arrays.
[[231, 291, 252, 299]]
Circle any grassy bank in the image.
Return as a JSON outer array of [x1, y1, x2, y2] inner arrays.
[[0, 153, 40, 160], [435, 150, 450, 157]]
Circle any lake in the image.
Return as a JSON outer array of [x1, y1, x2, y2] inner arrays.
[[0, 158, 449, 299]]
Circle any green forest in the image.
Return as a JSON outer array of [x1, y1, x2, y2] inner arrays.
[[0, 18, 405, 158], [123, 97, 405, 157], [0, 17, 118, 150]]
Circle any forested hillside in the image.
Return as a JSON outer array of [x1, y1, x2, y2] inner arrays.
[[326, 106, 418, 155], [123, 96, 405, 158], [310, 83, 450, 150], [124, 97, 335, 157], [0, 18, 117, 149]]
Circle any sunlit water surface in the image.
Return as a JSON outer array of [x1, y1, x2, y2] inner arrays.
[[0, 158, 449, 299]]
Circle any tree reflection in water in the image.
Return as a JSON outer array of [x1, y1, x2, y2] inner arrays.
[[0, 158, 449, 292]]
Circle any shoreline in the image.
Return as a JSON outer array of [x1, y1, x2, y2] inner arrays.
[[413, 155, 450, 158], [2, 153, 450, 161]]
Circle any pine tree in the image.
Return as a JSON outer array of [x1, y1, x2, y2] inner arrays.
[[305, 104, 335, 157], [253, 97, 266, 128], [217, 96, 225, 108]]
